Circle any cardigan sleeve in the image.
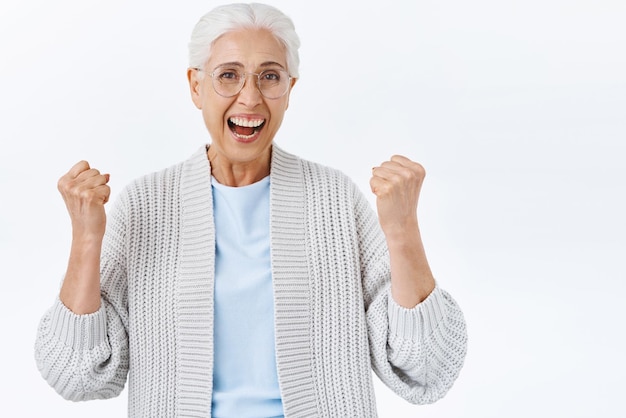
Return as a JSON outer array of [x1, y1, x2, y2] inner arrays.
[[354, 184, 468, 405], [34, 194, 130, 401]]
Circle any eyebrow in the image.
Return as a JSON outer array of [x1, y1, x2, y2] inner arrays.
[[215, 61, 286, 70], [259, 61, 286, 69]]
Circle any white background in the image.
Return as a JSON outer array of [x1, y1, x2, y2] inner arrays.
[[1, 0, 625, 416]]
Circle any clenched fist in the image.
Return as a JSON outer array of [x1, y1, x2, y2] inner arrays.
[[57, 161, 111, 240], [370, 155, 425, 236], [370, 155, 434, 307]]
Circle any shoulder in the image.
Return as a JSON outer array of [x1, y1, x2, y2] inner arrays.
[[116, 145, 208, 209], [271, 145, 374, 224], [272, 144, 356, 192], [121, 163, 183, 203]]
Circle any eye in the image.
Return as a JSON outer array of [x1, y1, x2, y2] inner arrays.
[[260, 70, 281, 82], [215, 69, 241, 82]]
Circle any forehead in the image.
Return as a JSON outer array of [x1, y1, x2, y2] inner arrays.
[[208, 28, 287, 69]]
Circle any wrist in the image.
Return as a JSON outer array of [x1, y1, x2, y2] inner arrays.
[[71, 227, 105, 245], [69, 233, 104, 263], [381, 218, 420, 244]]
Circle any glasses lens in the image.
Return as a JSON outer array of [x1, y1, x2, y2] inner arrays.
[[258, 69, 290, 99], [211, 67, 243, 97]]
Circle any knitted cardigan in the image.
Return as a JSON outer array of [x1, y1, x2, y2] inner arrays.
[[35, 145, 467, 417]]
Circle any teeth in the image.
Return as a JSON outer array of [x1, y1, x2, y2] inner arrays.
[[229, 117, 264, 128], [233, 132, 256, 140]]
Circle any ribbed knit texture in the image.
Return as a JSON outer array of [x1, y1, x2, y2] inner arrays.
[[35, 145, 467, 417]]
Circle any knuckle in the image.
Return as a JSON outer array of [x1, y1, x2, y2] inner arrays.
[[378, 182, 392, 195], [71, 161, 89, 176], [79, 188, 94, 201], [399, 167, 413, 180], [410, 162, 426, 179], [57, 177, 67, 192], [67, 180, 81, 195], [415, 162, 426, 176], [58, 177, 76, 195]]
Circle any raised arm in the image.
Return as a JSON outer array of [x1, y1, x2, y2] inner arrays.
[[35, 161, 129, 401], [57, 160, 110, 314], [365, 155, 467, 404], [370, 155, 435, 308]]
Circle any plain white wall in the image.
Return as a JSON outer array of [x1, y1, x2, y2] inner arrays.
[[1, 0, 625, 416]]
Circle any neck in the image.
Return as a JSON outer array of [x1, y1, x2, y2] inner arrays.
[[207, 146, 271, 187]]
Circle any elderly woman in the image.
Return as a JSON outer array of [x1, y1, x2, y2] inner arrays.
[[35, 3, 467, 417]]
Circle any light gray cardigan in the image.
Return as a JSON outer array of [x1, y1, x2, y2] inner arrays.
[[35, 145, 467, 417]]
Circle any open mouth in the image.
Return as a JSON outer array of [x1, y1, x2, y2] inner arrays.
[[228, 116, 266, 140]]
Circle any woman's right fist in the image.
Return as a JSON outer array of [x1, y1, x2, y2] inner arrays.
[[57, 161, 111, 239]]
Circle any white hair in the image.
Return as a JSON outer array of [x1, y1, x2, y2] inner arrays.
[[188, 3, 301, 78]]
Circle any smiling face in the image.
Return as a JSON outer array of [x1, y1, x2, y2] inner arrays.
[[187, 28, 296, 185]]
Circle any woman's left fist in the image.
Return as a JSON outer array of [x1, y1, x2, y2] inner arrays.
[[370, 155, 425, 235]]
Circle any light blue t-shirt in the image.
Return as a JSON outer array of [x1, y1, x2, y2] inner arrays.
[[211, 176, 284, 418]]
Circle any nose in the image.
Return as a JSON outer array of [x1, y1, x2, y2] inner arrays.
[[237, 73, 263, 106]]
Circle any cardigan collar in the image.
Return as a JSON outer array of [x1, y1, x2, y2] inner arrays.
[[175, 143, 317, 416]]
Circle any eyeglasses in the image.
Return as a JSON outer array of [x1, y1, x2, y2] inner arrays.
[[196, 65, 292, 99]]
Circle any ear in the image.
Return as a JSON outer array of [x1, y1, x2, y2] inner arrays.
[[284, 77, 297, 110], [187, 68, 203, 109]]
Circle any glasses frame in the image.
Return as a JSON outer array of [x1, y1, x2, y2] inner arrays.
[[194, 67, 293, 100]]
